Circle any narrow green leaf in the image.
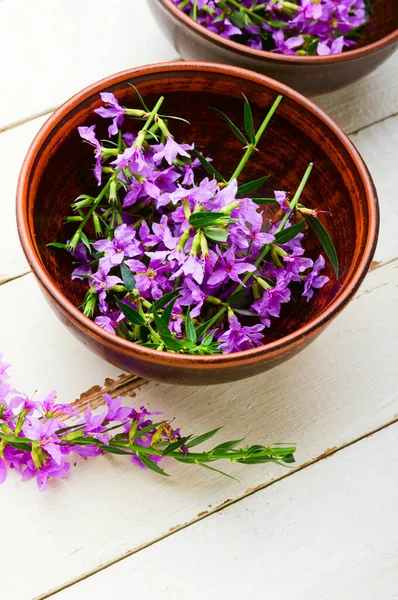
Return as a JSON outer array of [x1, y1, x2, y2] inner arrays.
[[201, 330, 216, 347], [161, 297, 178, 325], [152, 289, 181, 312], [120, 263, 136, 292], [243, 94, 256, 145], [211, 107, 248, 145], [162, 437, 190, 456], [191, 149, 226, 182], [252, 197, 278, 205], [79, 231, 92, 253], [116, 299, 146, 326], [267, 19, 288, 28], [185, 308, 197, 343], [132, 422, 163, 442], [153, 311, 172, 338], [127, 83, 150, 112], [211, 439, 244, 453], [306, 214, 340, 277], [274, 220, 305, 244], [233, 309, 258, 317], [204, 227, 229, 243], [196, 313, 221, 339], [189, 211, 227, 227], [138, 453, 169, 476], [198, 462, 239, 481], [47, 242, 67, 249], [186, 427, 223, 449], [159, 335, 188, 352], [238, 175, 270, 196]]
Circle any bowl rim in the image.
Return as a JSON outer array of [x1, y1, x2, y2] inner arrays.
[[157, 0, 398, 65], [17, 61, 379, 369]]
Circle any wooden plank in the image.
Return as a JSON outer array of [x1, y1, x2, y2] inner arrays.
[[1, 112, 397, 284], [313, 52, 398, 134], [0, 260, 397, 599], [52, 423, 398, 600], [0, 1, 397, 133], [0, 0, 178, 131]]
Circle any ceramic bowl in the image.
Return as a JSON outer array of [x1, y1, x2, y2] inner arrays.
[[149, 0, 398, 95], [17, 62, 379, 385]]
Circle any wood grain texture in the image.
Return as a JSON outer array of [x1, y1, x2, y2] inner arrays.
[[52, 423, 398, 600], [0, 0, 178, 131], [0, 260, 397, 599]]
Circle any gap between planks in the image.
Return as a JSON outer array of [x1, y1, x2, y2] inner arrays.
[[38, 414, 398, 600]]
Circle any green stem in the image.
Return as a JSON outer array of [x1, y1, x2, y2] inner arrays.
[[228, 95, 283, 183], [134, 96, 165, 148]]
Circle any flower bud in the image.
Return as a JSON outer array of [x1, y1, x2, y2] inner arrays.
[[177, 226, 191, 251], [270, 245, 283, 268], [182, 199, 191, 221], [190, 231, 202, 256], [93, 213, 102, 236], [200, 231, 209, 257]]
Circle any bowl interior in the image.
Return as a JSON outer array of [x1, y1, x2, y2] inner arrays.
[[27, 68, 371, 346], [356, 0, 398, 48]]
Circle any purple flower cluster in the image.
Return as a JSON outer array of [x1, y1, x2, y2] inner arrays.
[[0, 353, 182, 490], [174, 0, 369, 56], [57, 91, 332, 355]]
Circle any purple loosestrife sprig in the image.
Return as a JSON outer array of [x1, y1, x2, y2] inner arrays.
[[0, 354, 296, 490], [174, 0, 370, 56], [50, 89, 338, 355]]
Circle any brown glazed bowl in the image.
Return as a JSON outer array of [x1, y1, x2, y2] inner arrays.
[[17, 62, 379, 385], [149, 0, 398, 95]]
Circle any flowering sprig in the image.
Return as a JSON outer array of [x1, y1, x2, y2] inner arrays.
[[50, 88, 338, 355], [0, 354, 296, 490], [174, 0, 370, 56]]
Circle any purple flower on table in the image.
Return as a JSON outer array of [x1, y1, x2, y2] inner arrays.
[[89, 265, 123, 313], [8, 394, 38, 416], [103, 394, 132, 423], [207, 248, 256, 287], [92, 224, 140, 265], [39, 390, 76, 418], [303, 254, 329, 301], [83, 403, 108, 444], [218, 315, 264, 354], [78, 125, 102, 185], [153, 137, 194, 166], [94, 92, 125, 137], [0, 459, 6, 484], [94, 312, 124, 335], [21, 455, 71, 492], [22, 417, 63, 466], [272, 30, 304, 55]]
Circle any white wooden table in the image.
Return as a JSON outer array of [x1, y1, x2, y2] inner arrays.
[[0, 2, 397, 598]]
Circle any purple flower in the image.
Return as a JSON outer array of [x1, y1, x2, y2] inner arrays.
[[23, 417, 63, 465], [178, 277, 206, 318], [153, 137, 194, 166], [89, 265, 123, 313], [92, 224, 140, 265], [78, 125, 102, 185], [94, 92, 125, 137], [218, 315, 264, 353], [275, 190, 290, 214], [272, 30, 304, 55], [303, 254, 329, 301], [111, 146, 151, 177], [125, 258, 172, 300], [207, 248, 256, 287], [94, 312, 124, 335], [103, 394, 132, 423], [0, 459, 6, 484], [83, 404, 108, 444]]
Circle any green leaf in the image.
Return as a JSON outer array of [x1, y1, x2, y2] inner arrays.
[[198, 462, 239, 481], [201, 330, 216, 347], [132, 422, 164, 442], [189, 211, 227, 227], [306, 214, 339, 277], [47, 242, 67, 249], [186, 427, 223, 449], [152, 289, 181, 312], [238, 175, 270, 196], [233, 309, 258, 317], [127, 83, 150, 112], [204, 227, 229, 243], [211, 439, 244, 453], [307, 38, 319, 56], [266, 19, 288, 28], [116, 299, 146, 326], [161, 296, 178, 325], [191, 149, 226, 182], [138, 453, 169, 476], [153, 311, 172, 338], [252, 197, 278, 205], [196, 312, 222, 339], [158, 114, 191, 125], [210, 107, 248, 145], [159, 335, 189, 352], [120, 263, 136, 292], [79, 231, 92, 253], [185, 308, 197, 344], [243, 94, 256, 145], [274, 220, 305, 244], [162, 437, 191, 456]]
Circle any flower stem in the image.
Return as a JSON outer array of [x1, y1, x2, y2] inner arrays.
[[228, 95, 283, 183]]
